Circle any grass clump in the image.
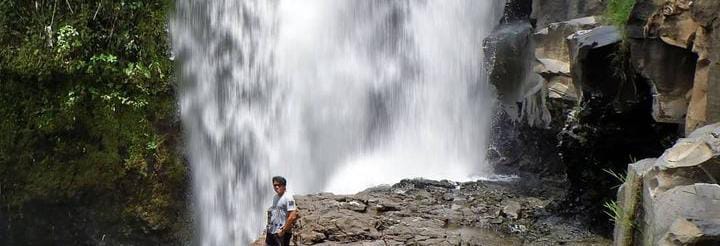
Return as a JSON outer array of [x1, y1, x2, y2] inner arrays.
[[604, 0, 637, 28], [604, 200, 628, 226]]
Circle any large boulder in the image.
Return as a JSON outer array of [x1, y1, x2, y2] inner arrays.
[[614, 123, 720, 246], [645, 123, 720, 197], [642, 184, 720, 245]]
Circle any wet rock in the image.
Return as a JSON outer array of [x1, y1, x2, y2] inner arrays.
[[501, 0, 533, 23], [484, 21, 537, 106], [485, 20, 551, 127]]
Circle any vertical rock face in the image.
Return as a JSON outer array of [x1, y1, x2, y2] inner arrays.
[[567, 25, 623, 101], [636, 0, 720, 134], [484, 22, 536, 106], [488, 0, 720, 241], [628, 39, 697, 123], [486, 0, 611, 128], [696, 0, 720, 129], [484, 21, 551, 127]]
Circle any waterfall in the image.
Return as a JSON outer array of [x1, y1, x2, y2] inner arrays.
[[171, 0, 505, 244]]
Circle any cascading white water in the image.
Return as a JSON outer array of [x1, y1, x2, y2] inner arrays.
[[171, 0, 505, 245]]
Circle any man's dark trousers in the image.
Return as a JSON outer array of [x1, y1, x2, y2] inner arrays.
[[265, 232, 291, 246]]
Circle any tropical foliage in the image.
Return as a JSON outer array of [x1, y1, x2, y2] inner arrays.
[[0, 0, 185, 241]]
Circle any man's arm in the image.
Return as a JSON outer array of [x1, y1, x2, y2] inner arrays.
[[279, 210, 298, 236]]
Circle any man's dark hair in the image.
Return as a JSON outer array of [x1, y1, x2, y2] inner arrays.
[[272, 176, 287, 186]]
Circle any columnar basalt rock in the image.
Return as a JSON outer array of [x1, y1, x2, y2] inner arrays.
[[534, 16, 600, 101], [487, 1, 612, 128], [636, 0, 720, 134], [613, 158, 656, 246], [614, 123, 720, 246], [486, 1, 720, 245], [628, 38, 697, 123], [488, 2, 678, 232], [566, 25, 623, 102]]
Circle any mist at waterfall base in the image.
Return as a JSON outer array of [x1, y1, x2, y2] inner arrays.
[[171, 0, 505, 244]]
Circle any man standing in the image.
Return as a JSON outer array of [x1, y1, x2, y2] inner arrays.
[[266, 176, 298, 246]]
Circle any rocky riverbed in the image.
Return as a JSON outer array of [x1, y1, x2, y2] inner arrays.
[[255, 176, 611, 245]]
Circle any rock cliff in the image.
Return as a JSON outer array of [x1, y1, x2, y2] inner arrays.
[[485, 0, 720, 244]]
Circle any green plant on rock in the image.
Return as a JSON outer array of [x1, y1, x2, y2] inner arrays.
[[603, 201, 625, 223], [604, 0, 637, 29]]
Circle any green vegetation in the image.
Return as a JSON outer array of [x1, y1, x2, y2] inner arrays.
[[0, 0, 185, 241], [604, 0, 637, 28], [604, 199, 634, 244], [603, 200, 629, 226], [603, 200, 621, 223]]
